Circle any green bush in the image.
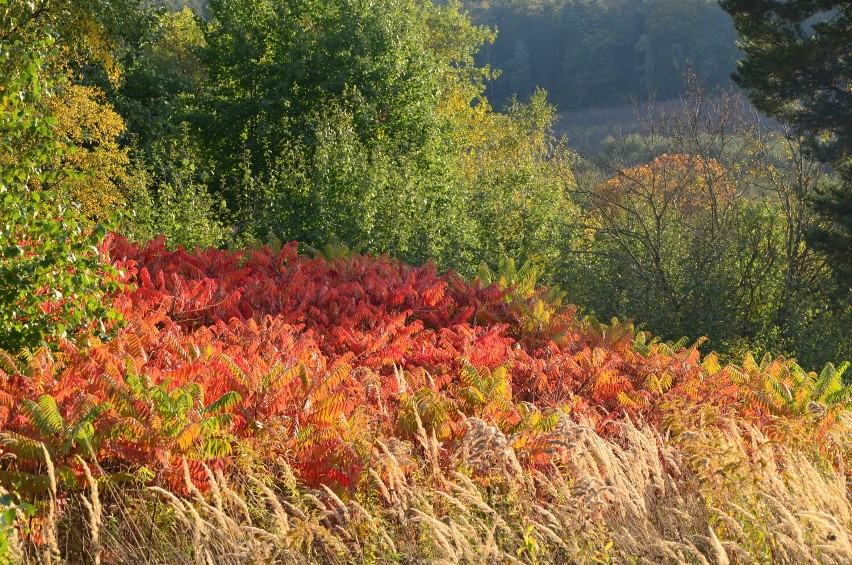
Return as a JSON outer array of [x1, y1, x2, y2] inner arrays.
[[0, 38, 120, 353]]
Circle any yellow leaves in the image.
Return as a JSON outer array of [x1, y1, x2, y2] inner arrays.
[[596, 153, 737, 219], [311, 390, 347, 426], [461, 385, 486, 408], [701, 353, 722, 376], [267, 362, 306, 393], [615, 390, 634, 409], [220, 354, 250, 387], [457, 363, 513, 417], [66, 12, 123, 84], [645, 371, 674, 395], [114, 417, 146, 440], [175, 423, 201, 452], [46, 84, 130, 220], [310, 361, 350, 406], [491, 365, 512, 401], [437, 88, 493, 150], [202, 437, 232, 459], [0, 389, 15, 411], [148, 8, 207, 80], [741, 352, 759, 375], [123, 333, 146, 363]]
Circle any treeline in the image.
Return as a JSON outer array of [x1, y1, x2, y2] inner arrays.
[[1, 0, 849, 369], [466, 0, 741, 109], [163, 0, 742, 111]]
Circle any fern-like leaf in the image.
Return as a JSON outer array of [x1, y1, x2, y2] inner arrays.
[[202, 437, 232, 459], [203, 391, 242, 416], [175, 423, 201, 452], [21, 395, 65, 437]]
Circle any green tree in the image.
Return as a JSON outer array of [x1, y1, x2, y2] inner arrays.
[[189, 0, 489, 267], [0, 0, 152, 84], [190, 0, 582, 273], [575, 152, 770, 347], [123, 148, 228, 250], [113, 7, 207, 160], [103, 7, 228, 250], [464, 90, 577, 274], [748, 127, 852, 368], [719, 0, 851, 282], [0, 37, 120, 353]]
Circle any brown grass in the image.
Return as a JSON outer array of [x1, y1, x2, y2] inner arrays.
[[4, 409, 850, 564]]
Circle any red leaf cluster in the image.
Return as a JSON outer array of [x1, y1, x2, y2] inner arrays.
[[0, 236, 707, 491]]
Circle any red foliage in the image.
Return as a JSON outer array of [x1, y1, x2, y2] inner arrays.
[[0, 236, 708, 491]]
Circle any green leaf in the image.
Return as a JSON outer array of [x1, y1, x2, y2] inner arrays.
[[203, 391, 242, 416]]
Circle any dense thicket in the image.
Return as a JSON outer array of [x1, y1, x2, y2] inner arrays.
[[106, 0, 575, 274], [164, 0, 742, 112], [0, 5, 126, 352], [2, 230, 851, 563]]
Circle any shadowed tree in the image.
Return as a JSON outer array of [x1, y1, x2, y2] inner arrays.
[[719, 0, 852, 282]]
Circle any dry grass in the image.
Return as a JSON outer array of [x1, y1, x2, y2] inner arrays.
[[3, 409, 850, 564]]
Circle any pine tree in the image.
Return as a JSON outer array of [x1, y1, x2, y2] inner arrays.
[[719, 1, 851, 281]]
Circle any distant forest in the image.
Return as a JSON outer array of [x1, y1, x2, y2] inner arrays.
[[465, 0, 741, 109], [166, 0, 741, 112]]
